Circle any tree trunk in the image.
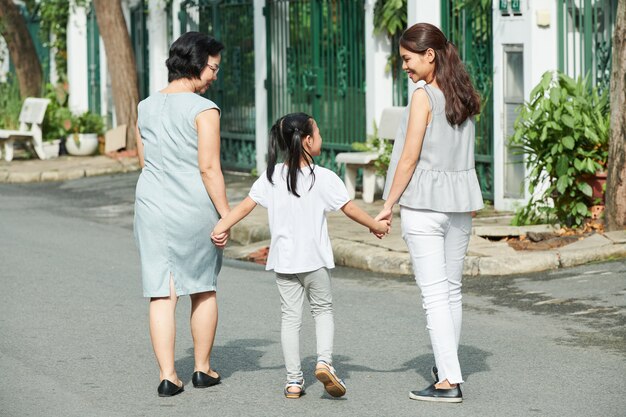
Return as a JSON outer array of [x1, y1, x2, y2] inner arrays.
[[606, 0, 626, 231], [0, 0, 43, 99], [93, 0, 138, 150]]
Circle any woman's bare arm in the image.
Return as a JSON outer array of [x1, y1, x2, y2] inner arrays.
[[197, 109, 230, 218]]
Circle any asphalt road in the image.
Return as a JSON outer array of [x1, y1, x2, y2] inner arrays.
[[1, 173, 625, 417]]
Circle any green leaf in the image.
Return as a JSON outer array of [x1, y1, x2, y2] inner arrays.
[[561, 114, 575, 128], [556, 157, 569, 176], [551, 143, 559, 155], [550, 87, 561, 106], [578, 182, 593, 197], [575, 202, 588, 216], [562, 136, 575, 149], [574, 158, 584, 170], [556, 175, 569, 193]]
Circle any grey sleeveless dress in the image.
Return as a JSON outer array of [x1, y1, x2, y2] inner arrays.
[[134, 92, 222, 297], [383, 81, 484, 212]]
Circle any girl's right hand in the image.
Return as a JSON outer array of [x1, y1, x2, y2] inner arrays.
[[211, 231, 229, 248]]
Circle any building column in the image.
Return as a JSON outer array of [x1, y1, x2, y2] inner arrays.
[[364, 0, 392, 135], [254, 0, 268, 173], [67, 4, 89, 114], [407, 2, 442, 96], [148, 0, 169, 93]]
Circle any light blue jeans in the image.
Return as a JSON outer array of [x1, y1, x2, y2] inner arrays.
[[275, 267, 334, 382], [401, 207, 472, 385]]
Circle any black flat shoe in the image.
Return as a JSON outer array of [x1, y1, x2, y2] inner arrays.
[[157, 379, 184, 397], [192, 370, 221, 388], [431, 366, 439, 382], [409, 383, 462, 403]]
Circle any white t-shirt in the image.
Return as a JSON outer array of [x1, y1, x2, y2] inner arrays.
[[249, 163, 350, 274]]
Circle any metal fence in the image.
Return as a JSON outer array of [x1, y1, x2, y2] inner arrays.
[[266, 0, 366, 170], [441, 0, 494, 201], [557, 0, 618, 92], [180, 0, 256, 171]]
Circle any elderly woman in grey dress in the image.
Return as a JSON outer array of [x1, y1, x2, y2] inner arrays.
[[134, 32, 229, 397]]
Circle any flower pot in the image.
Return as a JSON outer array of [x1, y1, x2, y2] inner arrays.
[[589, 204, 605, 220], [65, 133, 99, 156], [42, 139, 61, 159]]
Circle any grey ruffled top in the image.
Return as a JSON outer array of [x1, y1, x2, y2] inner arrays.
[[382, 81, 484, 213]]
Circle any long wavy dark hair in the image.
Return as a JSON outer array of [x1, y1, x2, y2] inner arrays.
[[400, 23, 480, 126], [266, 112, 316, 197]]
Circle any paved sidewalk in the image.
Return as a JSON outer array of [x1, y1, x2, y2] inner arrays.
[[2, 155, 625, 276]]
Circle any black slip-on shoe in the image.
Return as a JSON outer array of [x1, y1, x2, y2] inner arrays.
[[431, 366, 439, 382], [409, 383, 462, 403], [192, 370, 221, 388], [157, 379, 184, 397]]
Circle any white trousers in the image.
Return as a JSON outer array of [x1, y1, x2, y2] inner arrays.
[[401, 207, 472, 384], [275, 268, 334, 382]]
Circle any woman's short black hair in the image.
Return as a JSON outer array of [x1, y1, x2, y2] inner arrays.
[[166, 32, 224, 82]]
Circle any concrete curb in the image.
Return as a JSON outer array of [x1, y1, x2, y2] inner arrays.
[[0, 156, 140, 184], [226, 223, 626, 277]]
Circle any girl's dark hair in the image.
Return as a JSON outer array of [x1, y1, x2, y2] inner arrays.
[[166, 32, 224, 82], [267, 112, 316, 197], [400, 23, 480, 126]]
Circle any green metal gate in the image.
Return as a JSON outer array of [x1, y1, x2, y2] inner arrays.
[[131, 0, 150, 100], [87, 5, 101, 115], [441, 0, 494, 201], [557, 0, 618, 92], [179, 0, 256, 171], [265, 0, 366, 170]]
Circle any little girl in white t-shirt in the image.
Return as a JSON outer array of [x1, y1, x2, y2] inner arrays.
[[211, 112, 390, 399]]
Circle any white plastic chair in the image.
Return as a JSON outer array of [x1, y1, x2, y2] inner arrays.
[[0, 97, 51, 161], [335, 106, 405, 203]]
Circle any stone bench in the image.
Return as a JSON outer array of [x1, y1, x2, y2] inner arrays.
[[335, 106, 404, 203]]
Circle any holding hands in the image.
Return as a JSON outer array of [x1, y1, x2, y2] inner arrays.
[[211, 219, 229, 249], [372, 204, 394, 239]]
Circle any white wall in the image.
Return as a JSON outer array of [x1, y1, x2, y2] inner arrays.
[[0, 37, 9, 83], [148, 0, 169, 93], [407, 1, 442, 96], [492, 0, 557, 211], [254, 0, 268, 173], [365, 0, 393, 135], [67, 4, 89, 114]]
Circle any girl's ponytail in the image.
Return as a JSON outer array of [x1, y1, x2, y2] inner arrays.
[[267, 118, 283, 184], [266, 112, 315, 197]]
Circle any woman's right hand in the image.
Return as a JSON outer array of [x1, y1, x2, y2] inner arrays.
[[375, 205, 393, 223]]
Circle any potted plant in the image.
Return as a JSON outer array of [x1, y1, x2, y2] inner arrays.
[[510, 71, 610, 228], [41, 83, 71, 158], [64, 111, 105, 156]]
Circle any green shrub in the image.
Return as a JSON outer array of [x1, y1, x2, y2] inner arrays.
[[70, 111, 105, 135], [42, 82, 70, 141], [351, 122, 393, 177], [510, 71, 609, 228], [0, 77, 22, 130]]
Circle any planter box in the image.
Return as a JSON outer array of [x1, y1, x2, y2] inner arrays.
[[66, 133, 99, 156], [42, 139, 60, 159]]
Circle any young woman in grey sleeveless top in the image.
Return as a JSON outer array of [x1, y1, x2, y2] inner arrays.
[[376, 23, 483, 403], [134, 32, 229, 397]]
